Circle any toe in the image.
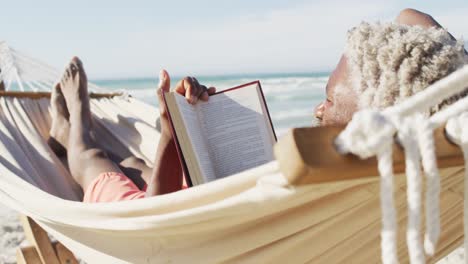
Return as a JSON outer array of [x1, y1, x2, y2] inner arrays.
[[66, 68, 72, 81], [54, 82, 61, 93], [69, 57, 82, 77], [51, 83, 70, 119], [71, 56, 82, 66], [55, 82, 64, 96], [60, 76, 66, 89], [60, 73, 67, 88], [51, 84, 61, 103], [69, 66, 78, 79], [51, 83, 59, 100]]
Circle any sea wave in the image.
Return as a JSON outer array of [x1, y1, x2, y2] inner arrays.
[[97, 74, 328, 133], [271, 108, 313, 122]]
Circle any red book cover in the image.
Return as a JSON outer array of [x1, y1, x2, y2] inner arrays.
[[162, 80, 276, 187]]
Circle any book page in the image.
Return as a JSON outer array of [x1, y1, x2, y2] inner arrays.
[[173, 94, 216, 183], [197, 84, 275, 180]]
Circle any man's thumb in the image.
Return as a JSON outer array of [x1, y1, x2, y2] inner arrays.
[[158, 69, 171, 92]]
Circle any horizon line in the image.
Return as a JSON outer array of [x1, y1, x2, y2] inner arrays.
[[90, 70, 333, 82]]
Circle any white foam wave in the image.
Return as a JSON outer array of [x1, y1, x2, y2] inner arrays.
[[123, 75, 326, 133], [271, 108, 312, 122], [260, 77, 328, 94], [203, 76, 329, 95]]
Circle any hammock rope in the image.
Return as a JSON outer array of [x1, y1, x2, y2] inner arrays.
[[335, 110, 400, 263], [0, 41, 110, 94], [417, 118, 441, 256], [398, 116, 424, 264], [446, 113, 468, 262]]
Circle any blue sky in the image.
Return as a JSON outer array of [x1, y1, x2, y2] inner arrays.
[[2, 0, 467, 79]]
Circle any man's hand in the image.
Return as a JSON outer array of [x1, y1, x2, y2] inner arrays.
[[148, 70, 217, 196], [157, 69, 216, 137]]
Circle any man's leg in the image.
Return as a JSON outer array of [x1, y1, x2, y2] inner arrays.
[[48, 59, 153, 191], [119, 157, 152, 189], [48, 82, 70, 158], [60, 57, 123, 191]]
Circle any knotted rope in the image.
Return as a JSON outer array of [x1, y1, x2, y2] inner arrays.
[[398, 116, 425, 264], [336, 110, 399, 264], [416, 119, 441, 256], [446, 113, 468, 263]]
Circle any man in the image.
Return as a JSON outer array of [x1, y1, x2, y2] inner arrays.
[[315, 8, 467, 124], [48, 8, 467, 202]]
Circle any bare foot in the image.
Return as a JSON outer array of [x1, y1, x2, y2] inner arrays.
[[59, 57, 93, 131], [48, 83, 70, 156]]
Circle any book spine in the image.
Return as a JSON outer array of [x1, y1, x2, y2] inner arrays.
[[162, 92, 194, 187]]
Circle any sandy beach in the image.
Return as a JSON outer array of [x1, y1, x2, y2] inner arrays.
[[0, 205, 27, 264]]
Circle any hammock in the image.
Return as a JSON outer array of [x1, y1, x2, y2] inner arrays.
[[0, 41, 466, 264]]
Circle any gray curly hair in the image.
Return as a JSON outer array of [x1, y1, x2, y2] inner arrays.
[[345, 22, 467, 113]]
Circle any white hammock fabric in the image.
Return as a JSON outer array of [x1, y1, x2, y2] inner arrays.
[[0, 41, 466, 263]]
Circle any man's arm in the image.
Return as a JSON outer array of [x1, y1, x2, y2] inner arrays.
[[146, 132, 182, 196], [145, 70, 216, 196]]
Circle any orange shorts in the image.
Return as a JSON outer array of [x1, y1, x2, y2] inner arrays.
[[83, 172, 188, 203], [83, 172, 146, 203]]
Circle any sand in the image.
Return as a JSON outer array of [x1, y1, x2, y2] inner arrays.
[[0, 205, 27, 264]]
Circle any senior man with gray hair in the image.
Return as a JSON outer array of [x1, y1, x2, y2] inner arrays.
[[315, 8, 468, 125]]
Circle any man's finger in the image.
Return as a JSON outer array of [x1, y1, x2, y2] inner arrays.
[[200, 91, 209, 101], [174, 77, 215, 104], [174, 78, 186, 96], [158, 69, 171, 93], [190, 77, 204, 104], [174, 77, 198, 104], [157, 69, 171, 113], [184, 77, 196, 104], [207, 87, 216, 95], [192, 77, 204, 96]]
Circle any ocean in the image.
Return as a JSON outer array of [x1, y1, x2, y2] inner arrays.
[[93, 72, 329, 137]]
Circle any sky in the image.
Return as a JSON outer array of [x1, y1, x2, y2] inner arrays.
[[1, 0, 468, 79]]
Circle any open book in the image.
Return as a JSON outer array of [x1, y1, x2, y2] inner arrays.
[[163, 81, 276, 186]]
